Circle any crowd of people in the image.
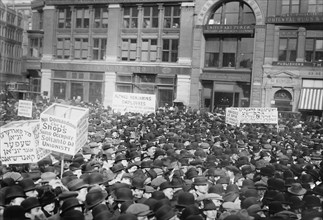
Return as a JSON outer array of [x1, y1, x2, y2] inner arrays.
[[0, 98, 323, 220]]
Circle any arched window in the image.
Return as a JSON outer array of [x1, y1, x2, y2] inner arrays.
[[208, 1, 256, 25], [274, 89, 292, 101]]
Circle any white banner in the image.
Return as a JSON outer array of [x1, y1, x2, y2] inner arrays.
[[225, 108, 240, 126], [225, 107, 278, 125], [112, 92, 156, 114], [40, 104, 89, 155], [18, 100, 33, 118], [0, 121, 51, 164]]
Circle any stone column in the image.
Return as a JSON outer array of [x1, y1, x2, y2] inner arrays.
[[106, 4, 121, 62], [296, 27, 306, 62], [273, 26, 280, 62], [41, 69, 52, 99], [178, 2, 194, 65], [103, 72, 116, 108], [176, 75, 191, 106], [42, 6, 56, 61]]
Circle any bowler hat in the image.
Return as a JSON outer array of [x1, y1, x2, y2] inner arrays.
[[3, 205, 25, 220], [61, 197, 84, 214], [21, 197, 41, 212], [19, 178, 37, 192], [117, 214, 137, 220], [159, 181, 173, 191], [67, 179, 89, 191], [85, 173, 109, 186], [176, 192, 195, 208], [132, 177, 145, 190], [115, 187, 133, 202], [111, 164, 125, 173], [193, 176, 208, 185], [155, 205, 176, 220], [5, 185, 26, 201], [85, 188, 108, 210], [39, 190, 56, 207], [61, 210, 85, 220]]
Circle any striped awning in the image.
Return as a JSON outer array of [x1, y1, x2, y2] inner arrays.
[[298, 88, 323, 110]]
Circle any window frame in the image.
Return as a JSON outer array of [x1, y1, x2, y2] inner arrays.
[[56, 37, 71, 59], [92, 38, 107, 60], [162, 38, 179, 62], [57, 8, 72, 29], [143, 6, 159, 28], [123, 6, 139, 29], [141, 38, 158, 62], [121, 38, 137, 61], [163, 5, 181, 28], [308, 0, 323, 13], [305, 38, 323, 62], [281, 0, 300, 14], [93, 7, 109, 29], [74, 37, 89, 60], [75, 7, 90, 29]]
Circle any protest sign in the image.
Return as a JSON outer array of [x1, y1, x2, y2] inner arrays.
[[0, 120, 50, 164], [18, 100, 33, 118], [40, 104, 89, 155], [225, 108, 240, 126], [112, 92, 156, 114], [238, 107, 278, 124], [225, 107, 278, 125]]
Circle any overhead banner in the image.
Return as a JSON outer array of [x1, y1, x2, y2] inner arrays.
[[18, 100, 33, 118], [112, 92, 156, 114], [40, 104, 89, 155], [225, 107, 278, 126], [0, 120, 50, 164]]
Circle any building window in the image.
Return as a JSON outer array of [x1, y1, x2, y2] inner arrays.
[[39, 11, 43, 30], [76, 8, 90, 28], [121, 38, 137, 61], [94, 7, 108, 28], [205, 37, 253, 68], [164, 6, 180, 28], [162, 39, 178, 62], [281, 0, 300, 14], [141, 39, 157, 62], [208, 1, 255, 25], [308, 0, 323, 13], [279, 31, 297, 62], [305, 38, 323, 62], [29, 37, 43, 58], [74, 38, 88, 60], [93, 38, 107, 60], [123, 7, 138, 28], [56, 38, 71, 59], [143, 6, 159, 28], [58, 8, 71, 28]]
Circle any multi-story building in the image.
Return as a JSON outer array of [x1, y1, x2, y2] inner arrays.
[[28, 0, 323, 114], [0, 0, 24, 89]]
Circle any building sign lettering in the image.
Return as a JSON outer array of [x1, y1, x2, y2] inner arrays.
[[204, 25, 254, 34], [266, 13, 323, 24], [273, 61, 323, 67]]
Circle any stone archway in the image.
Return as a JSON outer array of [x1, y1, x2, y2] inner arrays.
[[273, 89, 293, 111], [196, 0, 264, 26]]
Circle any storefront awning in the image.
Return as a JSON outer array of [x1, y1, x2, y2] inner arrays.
[[298, 88, 323, 110]]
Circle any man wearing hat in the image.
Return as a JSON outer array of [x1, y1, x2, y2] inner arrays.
[[191, 176, 209, 200], [66, 179, 89, 203], [21, 197, 46, 220], [126, 203, 152, 220], [19, 178, 39, 198], [131, 177, 147, 203], [202, 199, 219, 220]]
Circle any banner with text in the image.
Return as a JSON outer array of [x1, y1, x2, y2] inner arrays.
[[112, 92, 156, 114], [18, 100, 33, 118], [0, 120, 50, 164], [40, 104, 89, 155], [225, 107, 278, 125], [225, 108, 240, 126]]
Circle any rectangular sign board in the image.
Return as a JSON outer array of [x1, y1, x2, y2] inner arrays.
[[112, 92, 156, 114], [225, 107, 278, 126], [0, 120, 50, 164], [18, 100, 33, 118], [40, 104, 89, 155]]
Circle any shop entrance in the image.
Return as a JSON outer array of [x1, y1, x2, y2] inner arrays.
[[71, 82, 84, 100], [273, 89, 292, 111]]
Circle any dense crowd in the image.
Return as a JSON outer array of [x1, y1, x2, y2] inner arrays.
[[0, 99, 323, 220]]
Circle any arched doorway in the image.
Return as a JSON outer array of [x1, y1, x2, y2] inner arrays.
[[273, 89, 292, 111]]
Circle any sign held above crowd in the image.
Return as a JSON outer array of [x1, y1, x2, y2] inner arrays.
[[225, 107, 278, 126], [0, 120, 50, 164], [40, 103, 89, 156], [112, 92, 156, 115], [17, 100, 33, 118]]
